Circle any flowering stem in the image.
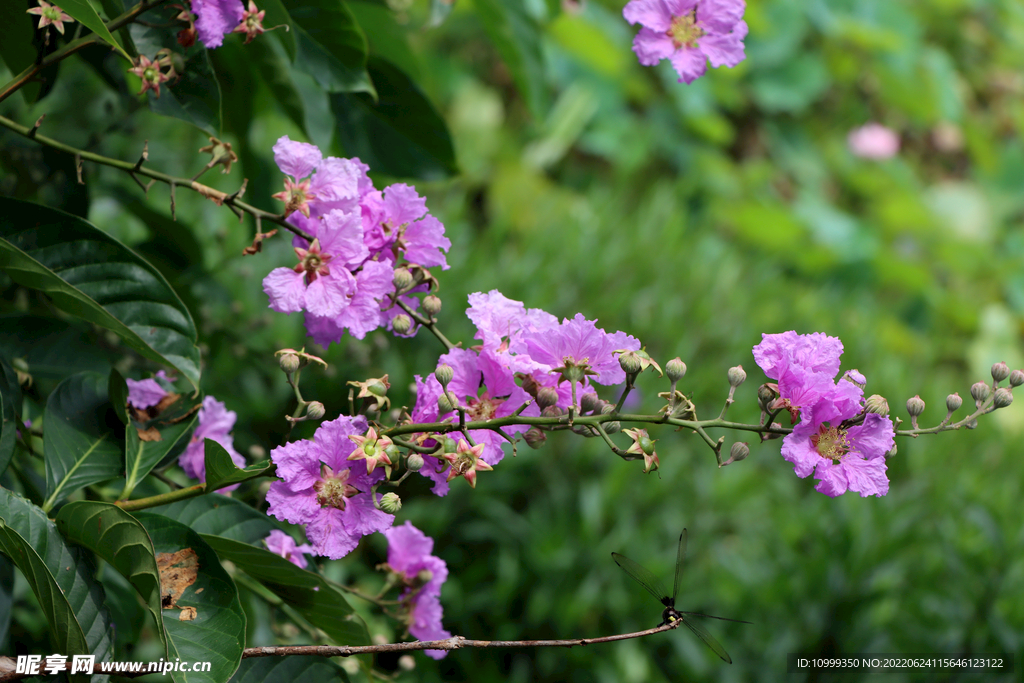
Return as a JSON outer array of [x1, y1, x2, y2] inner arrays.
[[895, 397, 994, 436], [394, 297, 455, 351], [0, 114, 314, 242], [613, 377, 635, 414], [0, 0, 172, 104]]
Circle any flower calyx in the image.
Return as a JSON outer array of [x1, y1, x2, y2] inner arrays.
[[348, 375, 391, 412], [442, 439, 492, 489], [347, 427, 395, 476]]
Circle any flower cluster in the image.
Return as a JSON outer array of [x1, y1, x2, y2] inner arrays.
[[180, 396, 247, 491], [410, 291, 640, 495], [266, 415, 395, 559], [753, 332, 894, 498], [383, 522, 451, 659], [623, 0, 748, 84], [263, 136, 450, 346]]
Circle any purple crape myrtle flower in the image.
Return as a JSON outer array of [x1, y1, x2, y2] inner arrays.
[[752, 331, 861, 419], [264, 529, 315, 569], [411, 347, 537, 496], [262, 209, 370, 318], [266, 415, 394, 559], [521, 312, 641, 404], [782, 387, 894, 498], [362, 184, 451, 269], [126, 370, 172, 410], [383, 522, 451, 659], [302, 259, 396, 344], [179, 396, 246, 490], [191, 0, 244, 49], [623, 0, 747, 84], [466, 290, 559, 381]]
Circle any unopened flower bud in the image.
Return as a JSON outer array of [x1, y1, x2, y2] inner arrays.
[[368, 380, 388, 398], [524, 427, 547, 449], [379, 492, 402, 513], [993, 387, 1013, 409], [727, 365, 746, 387], [441, 437, 458, 453], [721, 442, 749, 467], [1009, 369, 1024, 387], [393, 267, 413, 291], [906, 395, 925, 417], [580, 392, 601, 414], [391, 314, 412, 335], [305, 401, 325, 420], [945, 393, 962, 413], [422, 295, 442, 316], [763, 422, 783, 439], [537, 387, 559, 409], [665, 357, 687, 382], [406, 452, 424, 472], [541, 405, 564, 418], [970, 381, 991, 403], [618, 350, 642, 375], [758, 383, 778, 411], [279, 353, 300, 373], [991, 361, 1010, 383], [885, 444, 898, 458], [605, 421, 621, 434], [865, 394, 889, 415], [437, 392, 456, 413], [434, 364, 454, 388]]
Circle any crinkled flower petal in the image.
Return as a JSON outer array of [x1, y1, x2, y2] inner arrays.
[[402, 215, 450, 269], [698, 27, 747, 68], [697, 0, 746, 33], [669, 46, 709, 84], [632, 28, 677, 66], [779, 422, 820, 479], [272, 135, 322, 180], [263, 267, 307, 314], [266, 482, 320, 524], [192, 0, 245, 48], [382, 183, 428, 226], [318, 209, 369, 269], [126, 377, 167, 409], [623, 0, 693, 31], [269, 438, 321, 491], [304, 270, 356, 318], [410, 593, 452, 659]]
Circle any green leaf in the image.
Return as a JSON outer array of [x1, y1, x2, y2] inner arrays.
[[0, 314, 111, 384], [202, 535, 368, 646], [0, 352, 21, 478], [472, 0, 548, 119], [230, 657, 349, 683], [429, 0, 456, 27], [347, 1, 421, 80], [0, 6, 41, 103], [52, 0, 131, 60], [0, 488, 113, 661], [108, 368, 129, 425], [42, 372, 124, 512], [148, 494, 279, 545], [55, 501, 169, 659], [122, 392, 200, 501], [290, 0, 373, 94], [0, 197, 201, 390], [136, 513, 246, 683], [0, 554, 13, 648], [203, 440, 273, 492], [330, 57, 457, 179]]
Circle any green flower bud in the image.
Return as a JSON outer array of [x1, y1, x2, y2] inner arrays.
[[279, 353, 300, 374], [906, 395, 925, 417], [368, 380, 388, 398], [665, 357, 687, 382], [406, 452, 424, 472], [1009, 369, 1024, 387], [945, 393, 962, 413], [637, 436, 656, 455], [580, 392, 601, 414], [991, 361, 1010, 383], [442, 437, 458, 453], [970, 381, 991, 403], [604, 421, 621, 434], [993, 387, 1013, 409], [392, 314, 412, 335], [393, 267, 413, 291], [727, 365, 746, 387], [437, 392, 455, 413], [865, 394, 889, 415], [524, 427, 546, 449], [757, 383, 778, 411], [422, 295, 442, 316], [541, 405, 564, 418], [601, 403, 616, 415], [379, 492, 402, 514], [537, 387, 559, 409], [305, 401, 325, 420], [721, 442, 749, 467], [618, 350, 642, 375], [434, 363, 454, 388]]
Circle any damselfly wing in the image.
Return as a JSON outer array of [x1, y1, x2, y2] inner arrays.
[[611, 529, 749, 664]]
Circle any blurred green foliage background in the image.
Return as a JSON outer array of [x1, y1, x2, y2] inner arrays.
[[2, 0, 1024, 681]]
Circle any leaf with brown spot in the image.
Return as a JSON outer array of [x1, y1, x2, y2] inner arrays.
[[157, 548, 199, 609]]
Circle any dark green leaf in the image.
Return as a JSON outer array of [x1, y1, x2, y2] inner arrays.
[[330, 57, 457, 179], [0, 314, 111, 384], [147, 494, 279, 545], [229, 656, 349, 683], [0, 197, 201, 390], [247, 35, 309, 137], [136, 513, 246, 683], [472, 0, 548, 119], [290, 0, 373, 94], [347, 1, 421, 80], [148, 48, 224, 136], [122, 396, 199, 500], [0, 6, 41, 102], [0, 488, 113, 662], [204, 440, 273, 492], [42, 372, 124, 512], [202, 535, 368, 646], [52, 0, 131, 60], [55, 502, 169, 659], [0, 554, 13, 648], [0, 352, 21, 478], [109, 368, 129, 425]]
